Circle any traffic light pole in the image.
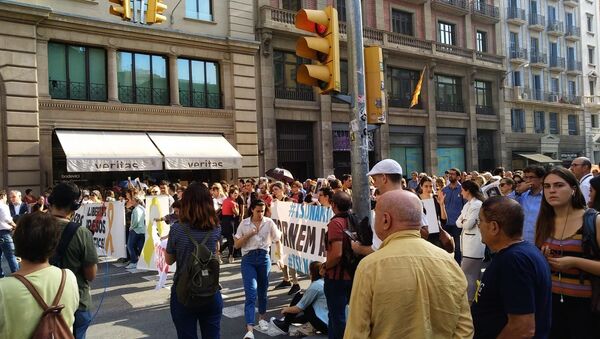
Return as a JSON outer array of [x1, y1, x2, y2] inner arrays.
[[345, 0, 371, 222]]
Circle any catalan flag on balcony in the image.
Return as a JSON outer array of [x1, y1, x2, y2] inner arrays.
[[410, 66, 426, 109]]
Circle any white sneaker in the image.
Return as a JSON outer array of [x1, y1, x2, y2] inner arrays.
[[125, 263, 137, 269], [243, 330, 254, 339], [257, 319, 269, 331], [298, 322, 316, 336]]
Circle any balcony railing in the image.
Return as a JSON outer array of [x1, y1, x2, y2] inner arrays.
[[389, 96, 422, 109], [549, 57, 566, 69], [436, 101, 465, 113], [547, 21, 564, 33], [563, 95, 581, 105], [118, 86, 169, 105], [387, 31, 433, 49], [475, 51, 504, 63], [510, 48, 528, 60], [49, 80, 107, 101], [476, 105, 494, 115], [179, 90, 222, 109], [270, 7, 295, 25], [436, 43, 472, 58], [507, 7, 526, 21], [567, 60, 582, 72], [471, 2, 499, 18], [275, 87, 314, 101], [566, 26, 581, 38], [532, 88, 544, 101], [584, 96, 600, 104], [432, 0, 469, 10], [530, 53, 547, 64], [528, 14, 545, 27]]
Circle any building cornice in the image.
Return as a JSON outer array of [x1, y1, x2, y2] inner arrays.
[[0, 0, 51, 24]]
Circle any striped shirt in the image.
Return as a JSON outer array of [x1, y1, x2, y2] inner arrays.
[[542, 230, 592, 298], [166, 223, 221, 281]]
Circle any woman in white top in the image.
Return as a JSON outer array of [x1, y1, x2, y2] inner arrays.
[[234, 199, 283, 339], [456, 180, 485, 302]]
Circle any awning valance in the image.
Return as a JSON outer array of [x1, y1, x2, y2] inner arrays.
[[148, 132, 243, 170], [517, 153, 560, 163], [56, 130, 164, 172]]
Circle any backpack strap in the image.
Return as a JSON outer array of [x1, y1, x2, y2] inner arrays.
[[52, 222, 80, 267], [583, 209, 600, 259], [12, 269, 66, 310]]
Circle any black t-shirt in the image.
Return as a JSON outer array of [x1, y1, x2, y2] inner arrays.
[[471, 241, 552, 339]]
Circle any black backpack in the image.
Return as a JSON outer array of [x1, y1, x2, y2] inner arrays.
[[335, 212, 372, 280], [175, 226, 220, 308], [582, 208, 600, 314]]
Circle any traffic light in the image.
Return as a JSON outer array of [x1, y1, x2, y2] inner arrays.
[[295, 6, 340, 94], [146, 0, 167, 24], [109, 0, 132, 21], [364, 46, 386, 124]]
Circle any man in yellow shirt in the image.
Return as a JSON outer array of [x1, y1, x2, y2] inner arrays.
[[344, 190, 474, 339]]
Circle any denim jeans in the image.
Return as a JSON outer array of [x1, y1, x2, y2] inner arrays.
[[324, 278, 352, 339], [73, 309, 92, 339], [127, 230, 145, 264], [170, 288, 223, 339], [0, 230, 19, 278], [241, 249, 271, 326]]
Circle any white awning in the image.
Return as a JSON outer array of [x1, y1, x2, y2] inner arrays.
[[148, 132, 243, 170], [56, 130, 163, 172], [517, 153, 560, 163]]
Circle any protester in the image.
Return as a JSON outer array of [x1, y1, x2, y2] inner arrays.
[[443, 168, 466, 264], [321, 191, 354, 339], [220, 188, 240, 264], [126, 196, 146, 269], [48, 182, 98, 339], [234, 199, 283, 339], [165, 183, 223, 339], [0, 212, 79, 338], [514, 166, 545, 244], [341, 174, 352, 195], [290, 181, 305, 203], [498, 177, 515, 196], [8, 190, 27, 222], [471, 196, 552, 339], [23, 188, 37, 205], [407, 171, 420, 191], [457, 180, 485, 301], [344, 190, 473, 338], [31, 195, 48, 213], [569, 156, 593, 205], [535, 167, 600, 338], [318, 186, 333, 208], [272, 261, 328, 336], [418, 176, 448, 250], [271, 181, 299, 294], [0, 190, 19, 277], [589, 175, 600, 210]]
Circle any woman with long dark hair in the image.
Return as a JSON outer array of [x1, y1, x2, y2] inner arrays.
[[456, 180, 485, 301], [536, 167, 600, 338], [165, 183, 222, 339], [588, 175, 600, 210], [234, 199, 283, 339], [418, 176, 449, 250]]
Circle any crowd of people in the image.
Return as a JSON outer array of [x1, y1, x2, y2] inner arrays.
[[1, 156, 600, 338]]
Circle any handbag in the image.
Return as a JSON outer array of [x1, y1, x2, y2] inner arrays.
[[438, 223, 455, 254]]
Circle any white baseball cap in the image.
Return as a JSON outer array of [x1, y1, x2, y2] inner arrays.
[[367, 159, 403, 176]]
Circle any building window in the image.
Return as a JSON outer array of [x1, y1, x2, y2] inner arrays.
[[332, 60, 349, 104], [474, 80, 493, 114], [435, 74, 463, 112], [589, 47, 595, 65], [511, 109, 525, 133], [273, 50, 314, 101], [177, 58, 220, 108], [186, 0, 213, 21], [476, 31, 487, 53], [568, 115, 578, 135], [282, 0, 301, 11], [336, 0, 346, 22], [592, 114, 598, 128], [117, 51, 169, 105], [513, 71, 521, 87], [534, 111, 545, 133], [588, 15, 594, 32], [48, 42, 107, 101], [438, 21, 456, 45], [591, 80, 596, 96], [392, 9, 413, 36], [549, 112, 559, 134], [388, 67, 422, 108]]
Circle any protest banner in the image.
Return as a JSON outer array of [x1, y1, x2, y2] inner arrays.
[[270, 201, 331, 275], [137, 195, 176, 276], [72, 201, 126, 258]]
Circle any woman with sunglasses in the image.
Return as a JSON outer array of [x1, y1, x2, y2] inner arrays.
[[536, 167, 600, 338], [498, 178, 516, 196]]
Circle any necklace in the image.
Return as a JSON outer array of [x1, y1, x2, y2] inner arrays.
[[557, 206, 570, 303]]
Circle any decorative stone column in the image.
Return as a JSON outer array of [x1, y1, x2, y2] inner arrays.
[[107, 47, 119, 103], [169, 53, 180, 106]]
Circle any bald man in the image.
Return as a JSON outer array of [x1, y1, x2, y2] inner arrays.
[[570, 156, 593, 204], [344, 190, 473, 339]]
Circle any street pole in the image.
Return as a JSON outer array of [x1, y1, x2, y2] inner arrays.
[[345, 0, 371, 221]]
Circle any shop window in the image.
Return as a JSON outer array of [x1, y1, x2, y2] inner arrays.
[[117, 51, 169, 105], [273, 50, 314, 101], [48, 42, 107, 101], [186, 0, 213, 21], [435, 74, 463, 112], [436, 147, 465, 176], [178, 58, 221, 108]]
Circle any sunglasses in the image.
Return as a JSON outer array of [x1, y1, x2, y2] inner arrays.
[[513, 180, 523, 184]]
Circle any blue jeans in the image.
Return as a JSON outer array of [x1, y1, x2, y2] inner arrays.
[[170, 288, 223, 339], [74, 309, 92, 339], [324, 278, 352, 339], [127, 230, 145, 264], [0, 230, 19, 278], [241, 249, 271, 326]]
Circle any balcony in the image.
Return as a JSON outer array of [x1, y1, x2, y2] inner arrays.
[[179, 90, 222, 109], [49, 80, 107, 101], [567, 60, 582, 74], [528, 14, 545, 31], [507, 8, 527, 25], [532, 88, 544, 101], [549, 57, 565, 71], [546, 92, 561, 103], [118, 86, 169, 105], [275, 87, 314, 101], [389, 96, 422, 109], [470, 2, 500, 24], [476, 105, 495, 115], [509, 48, 528, 64], [584, 95, 600, 107], [530, 53, 547, 68], [547, 21, 564, 36], [436, 101, 465, 113], [564, 0, 579, 7], [508, 86, 531, 101], [562, 95, 582, 105], [565, 26, 581, 41], [431, 0, 469, 16], [436, 43, 472, 58]]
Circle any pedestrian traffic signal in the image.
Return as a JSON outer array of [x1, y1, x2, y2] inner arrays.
[[109, 0, 132, 21], [295, 6, 340, 94], [364, 46, 386, 124], [146, 0, 167, 24]]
